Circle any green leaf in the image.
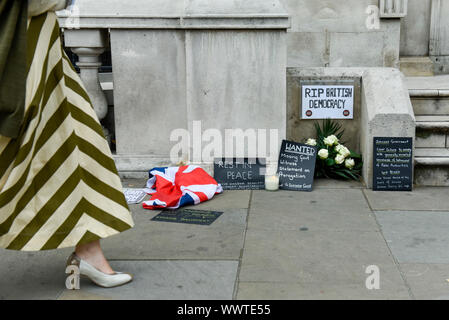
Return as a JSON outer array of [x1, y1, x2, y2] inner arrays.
[[333, 171, 350, 180], [350, 151, 362, 159], [312, 119, 364, 181], [325, 158, 335, 166], [342, 169, 358, 180]]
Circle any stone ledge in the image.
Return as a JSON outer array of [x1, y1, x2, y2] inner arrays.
[[416, 116, 449, 131], [415, 148, 449, 158], [406, 75, 449, 92], [415, 157, 449, 166], [399, 56, 434, 77], [409, 89, 449, 97], [58, 16, 291, 29], [57, 0, 290, 30]]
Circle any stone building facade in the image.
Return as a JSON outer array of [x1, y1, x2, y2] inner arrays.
[[58, 0, 449, 187], [282, 0, 449, 74]]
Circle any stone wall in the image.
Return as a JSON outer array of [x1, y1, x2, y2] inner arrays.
[[280, 0, 402, 69], [400, 0, 431, 56], [60, 0, 290, 177], [287, 69, 362, 152], [430, 0, 449, 73]]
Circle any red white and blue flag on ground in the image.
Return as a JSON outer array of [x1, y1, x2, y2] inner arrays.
[[142, 165, 223, 210]]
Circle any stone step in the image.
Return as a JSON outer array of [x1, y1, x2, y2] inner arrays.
[[415, 134, 447, 149], [406, 75, 449, 115], [406, 76, 449, 186], [415, 116, 449, 148], [415, 115, 449, 130], [415, 148, 449, 164], [400, 57, 434, 77], [414, 148, 449, 186], [411, 98, 449, 115], [406, 75, 449, 92]]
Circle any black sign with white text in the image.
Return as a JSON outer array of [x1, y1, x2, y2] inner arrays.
[[214, 158, 266, 190], [373, 137, 413, 191], [278, 140, 317, 191]]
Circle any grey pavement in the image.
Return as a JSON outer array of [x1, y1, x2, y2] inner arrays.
[[1, 178, 449, 299]]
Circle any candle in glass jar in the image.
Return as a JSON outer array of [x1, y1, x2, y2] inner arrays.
[[265, 174, 279, 191]]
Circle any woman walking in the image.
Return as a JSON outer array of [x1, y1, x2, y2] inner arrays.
[[0, 0, 134, 288]]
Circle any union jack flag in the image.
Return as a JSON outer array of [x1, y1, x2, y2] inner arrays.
[[142, 165, 223, 210]]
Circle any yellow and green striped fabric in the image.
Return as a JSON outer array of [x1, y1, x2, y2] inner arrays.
[[0, 12, 134, 251]]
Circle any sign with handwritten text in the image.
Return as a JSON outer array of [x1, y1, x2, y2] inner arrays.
[[373, 137, 413, 191], [278, 140, 317, 191], [214, 158, 265, 190]]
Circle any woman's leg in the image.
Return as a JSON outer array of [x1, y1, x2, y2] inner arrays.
[[75, 240, 115, 275]]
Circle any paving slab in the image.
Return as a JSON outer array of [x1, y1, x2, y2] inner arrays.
[[238, 229, 405, 287], [248, 189, 378, 232], [400, 263, 449, 300], [58, 290, 113, 300], [193, 190, 251, 210], [374, 211, 449, 263], [58, 260, 238, 300], [121, 179, 252, 211], [313, 179, 365, 189], [121, 178, 148, 188], [236, 281, 411, 300], [363, 187, 449, 211], [102, 204, 247, 260], [0, 248, 72, 300]]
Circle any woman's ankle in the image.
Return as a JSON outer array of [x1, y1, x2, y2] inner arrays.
[[75, 241, 115, 275]]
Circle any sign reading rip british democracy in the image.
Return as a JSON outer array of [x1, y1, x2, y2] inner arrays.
[[302, 85, 354, 119], [278, 140, 317, 192]]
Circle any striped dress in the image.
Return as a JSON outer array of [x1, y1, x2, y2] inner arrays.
[[0, 12, 134, 251]]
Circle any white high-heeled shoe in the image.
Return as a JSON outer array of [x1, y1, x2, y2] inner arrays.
[[67, 253, 133, 288]]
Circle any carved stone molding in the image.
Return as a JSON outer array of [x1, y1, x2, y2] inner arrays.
[[379, 0, 408, 18], [64, 29, 109, 121], [429, 0, 442, 56]]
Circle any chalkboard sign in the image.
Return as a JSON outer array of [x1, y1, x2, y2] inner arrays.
[[278, 140, 317, 191], [214, 158, 266, 190], [373, 137, 413, 191]]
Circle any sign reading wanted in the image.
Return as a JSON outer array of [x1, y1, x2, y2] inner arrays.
[[277, 140, 317, 192], [302, 85, 354, 119]]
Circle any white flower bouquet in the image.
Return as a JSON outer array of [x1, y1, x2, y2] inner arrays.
[[306, 119, 363, 181]]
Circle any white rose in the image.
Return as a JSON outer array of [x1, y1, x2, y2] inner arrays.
[[318, 149, 329, 160], [334, 144, 343, 153], [306, 138, 317, 146], [335, 145, 350, 158], [323, 135, 339, 147], [345, 158, 355, 169], [335, 154, 345, 165]]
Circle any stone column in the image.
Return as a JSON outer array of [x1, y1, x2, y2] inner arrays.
[[430, 0, 449, 73], [70, 47, 108, 120], [63, 29, 111, 143], [379, 0, 408, 17]]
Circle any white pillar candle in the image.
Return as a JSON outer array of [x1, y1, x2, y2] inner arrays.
[[265, 174, 279, 191]]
